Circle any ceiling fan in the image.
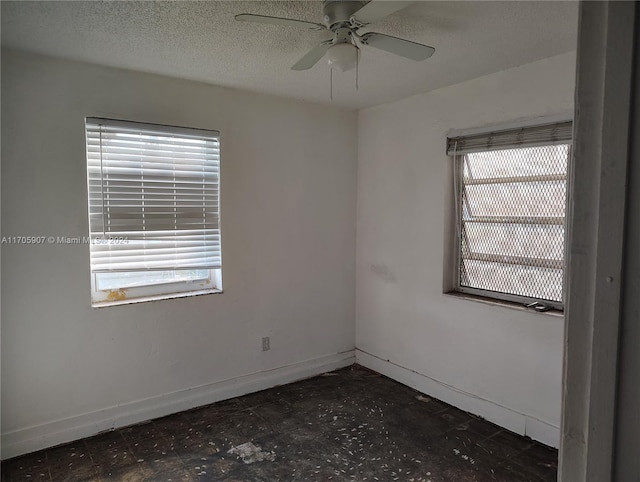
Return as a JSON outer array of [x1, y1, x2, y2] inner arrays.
[[235, 1, 435, 72]]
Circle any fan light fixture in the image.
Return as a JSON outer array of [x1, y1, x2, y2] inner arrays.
[[326, 43, 358, 72], [235, 0, 436, 83]]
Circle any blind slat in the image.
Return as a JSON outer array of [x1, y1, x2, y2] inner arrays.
[[86, 117, 219, 139]]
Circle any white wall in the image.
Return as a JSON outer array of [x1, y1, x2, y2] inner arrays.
[[0, 49, 357, 459], [356, 52, 576, 447]]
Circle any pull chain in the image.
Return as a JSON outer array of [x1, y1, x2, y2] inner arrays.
[[330, 67, 333, 101], [356, 48, 359, 90]]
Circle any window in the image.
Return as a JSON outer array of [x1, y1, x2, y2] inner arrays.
[[447, 121, 572, 310], [85, 118, 222, 306]]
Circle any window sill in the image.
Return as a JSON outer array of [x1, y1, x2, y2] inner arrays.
[[444, 291, 564, 318], [92, 288, 222, 308]]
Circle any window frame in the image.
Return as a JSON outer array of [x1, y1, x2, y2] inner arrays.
[[448, 119, 573, 311], [90, 268, 222, 307], [85, 117, 223, 307]]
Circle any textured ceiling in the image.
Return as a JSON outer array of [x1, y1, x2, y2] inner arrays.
[[1, 1, 578, 109]]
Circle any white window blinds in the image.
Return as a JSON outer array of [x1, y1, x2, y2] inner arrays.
[[86, 118, 221, 273], [446, 121, 573, 155]]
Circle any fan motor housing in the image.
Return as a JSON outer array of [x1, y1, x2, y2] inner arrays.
[[322, 1, 367, 30]]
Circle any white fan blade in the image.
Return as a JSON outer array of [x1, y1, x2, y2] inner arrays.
[[360, 32, 434, 61], [291, 42, 333, 71], [235, 14, 325, 30], [351, 1, 413, 25]]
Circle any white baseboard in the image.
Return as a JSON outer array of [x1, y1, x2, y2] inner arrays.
[[356, 349, 560, 448], [1, 351, 355, 460]]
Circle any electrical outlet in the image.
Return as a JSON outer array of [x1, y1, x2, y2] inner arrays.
[[262, 337, 270, 352]]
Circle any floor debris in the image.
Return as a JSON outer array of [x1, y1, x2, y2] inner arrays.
[[227, 442, 276, 464]]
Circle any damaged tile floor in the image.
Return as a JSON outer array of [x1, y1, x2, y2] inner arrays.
[[1, 365, 557, 481]]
